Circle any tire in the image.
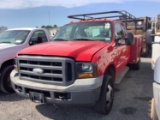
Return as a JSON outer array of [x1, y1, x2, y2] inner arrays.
[[129, 59, 140, 70], [94, 68, 114, 114], [141, 52, 148, 57], [141, 44, 149, 57], [0, 65, 14, 93], [150, 98, 158, 120]]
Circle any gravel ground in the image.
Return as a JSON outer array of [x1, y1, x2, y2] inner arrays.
[[0, 58, 153, 120]]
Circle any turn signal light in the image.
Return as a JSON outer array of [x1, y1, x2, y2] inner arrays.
[[104, 18, 107, 21], [78, 73, 93, 78], [14, 67, 18, 72], [70, 21, 74, 24]]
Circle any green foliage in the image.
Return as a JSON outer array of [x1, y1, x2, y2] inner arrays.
[[41, 24, 58, 28], [0, 26, 7, 31]]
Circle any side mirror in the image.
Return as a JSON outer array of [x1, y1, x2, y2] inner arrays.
[[29, 39, 35, 45], [125, 32, 134, 45]]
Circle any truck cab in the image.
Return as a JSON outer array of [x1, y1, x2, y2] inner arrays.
[[0, 28, 50, 93], [10, 11, 142, 114]]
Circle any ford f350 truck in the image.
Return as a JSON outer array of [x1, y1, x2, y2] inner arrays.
[[11, 11, 143, 114], [0, 28, 50, 93]]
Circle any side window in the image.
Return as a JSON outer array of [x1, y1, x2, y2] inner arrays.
[[29, 30, 48, 45], [121, 25, 127, 37], [115, 23, 124, 38]]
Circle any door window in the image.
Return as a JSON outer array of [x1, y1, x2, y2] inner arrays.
[[29, 30, 48, 45], [115, 23, 124, 38]]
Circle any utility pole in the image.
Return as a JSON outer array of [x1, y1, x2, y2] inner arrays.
[[49, 11, 50, 25]]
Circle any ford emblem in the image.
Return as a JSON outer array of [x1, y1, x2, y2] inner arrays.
[[33, 68, 44, 74]]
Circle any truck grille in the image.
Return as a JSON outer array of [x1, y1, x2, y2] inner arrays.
[[17, 55, 75, 86]]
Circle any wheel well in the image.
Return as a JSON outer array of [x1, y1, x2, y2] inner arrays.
[[0, 59, 14, 72], [101, 64, 115, 89], [105, 65, 115, 80]]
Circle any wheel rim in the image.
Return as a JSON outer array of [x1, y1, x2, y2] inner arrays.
[[106, 82, 114, 106]]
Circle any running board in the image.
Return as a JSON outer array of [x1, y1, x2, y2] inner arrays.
[[114, 66, 129, 84]]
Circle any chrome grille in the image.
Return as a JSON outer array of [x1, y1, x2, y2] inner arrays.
[[17, 55, 75, 86]]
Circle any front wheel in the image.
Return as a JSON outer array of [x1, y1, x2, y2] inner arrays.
[[94, 70, 114, 114], [0, 65, 14, 93]]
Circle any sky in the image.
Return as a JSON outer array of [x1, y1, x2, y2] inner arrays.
[[0, 0, 160, 28]]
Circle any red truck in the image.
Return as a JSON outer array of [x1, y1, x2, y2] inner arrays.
[[11, 11, 143, 114]]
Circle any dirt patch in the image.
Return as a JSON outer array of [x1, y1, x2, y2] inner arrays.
[[119, 107, 137, 115], [134, 96, 152, 101], [114, 88, 120, 92], [125, 76, 133, 78]]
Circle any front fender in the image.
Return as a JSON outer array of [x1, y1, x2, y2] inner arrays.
[[154, 57, 160, 83]]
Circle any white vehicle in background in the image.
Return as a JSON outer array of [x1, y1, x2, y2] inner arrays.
[[150, 14, 160, 120], [151, 14, 160, 69], [0, 28, 50, 93], [151, 33, 160, 69], [151, 56, 160, 120]]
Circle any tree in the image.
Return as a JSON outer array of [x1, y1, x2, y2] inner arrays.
[[53, 24, 58, 28], [41, 25, 58, 28], [0, 26, 7, 32]]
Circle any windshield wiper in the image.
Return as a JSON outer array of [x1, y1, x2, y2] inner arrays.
[[73, 38, 94, 41], [53, 38, 68, 41]]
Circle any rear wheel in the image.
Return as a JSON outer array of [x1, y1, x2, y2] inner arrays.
[[129, 59, 140, 70], [0, 65, 14, 93], [94, 68, 114, 114], [142, 44, 149, 57]]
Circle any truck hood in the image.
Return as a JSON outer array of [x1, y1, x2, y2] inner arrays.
[[18, 41, 108, 61]]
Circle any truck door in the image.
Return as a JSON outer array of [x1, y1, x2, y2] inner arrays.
[[120, 23, 130, 65], [115, 22, 129, 72]]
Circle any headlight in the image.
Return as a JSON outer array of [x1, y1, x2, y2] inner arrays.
[[76, 62, 95, 79], [82, 63, 93, 72]]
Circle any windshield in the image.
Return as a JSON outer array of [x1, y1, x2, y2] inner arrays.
[[0, 30, 30, 44], [53, 22, 112, 42]]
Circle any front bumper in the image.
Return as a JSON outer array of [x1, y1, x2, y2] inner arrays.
[[153, 82, 160, 119], [11, 69, 103, 105]]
